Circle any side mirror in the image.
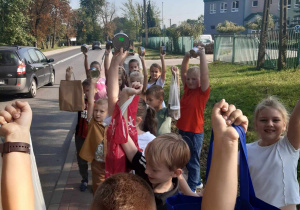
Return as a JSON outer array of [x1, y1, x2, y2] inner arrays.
[[47, 58, 54, 63]]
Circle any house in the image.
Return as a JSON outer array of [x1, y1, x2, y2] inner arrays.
[[203, 0, 300, 35]]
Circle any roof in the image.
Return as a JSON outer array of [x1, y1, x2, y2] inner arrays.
[[0, 46, 35, 50]]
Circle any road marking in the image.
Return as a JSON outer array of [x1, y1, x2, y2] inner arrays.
[[53, 52, 82, 66]]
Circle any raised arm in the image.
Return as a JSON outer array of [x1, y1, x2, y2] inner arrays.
[[287, 99, 300, 149], [202, 99, 248, 210], [83, 52, 90, 79], [140, 55, 148, 93], [180, 52, 190, 87], [198, 47, 209, 92], [87, 78, 96, 120], [104, 49, 111, 80], [0, 101, 34, 210], [160, 53, 166, 82], [107, 48, 128, 116]]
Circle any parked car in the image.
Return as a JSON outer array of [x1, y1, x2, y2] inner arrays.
[[199, 39, 214, 54], [92, 41, 102, 50], [0, 46, 55, 98]]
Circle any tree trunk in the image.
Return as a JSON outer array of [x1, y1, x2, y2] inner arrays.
[[143, 0, 148, 47], [278, 0, 288, 70], [52, 17, 57, 49], [257, 0, 271, 69]]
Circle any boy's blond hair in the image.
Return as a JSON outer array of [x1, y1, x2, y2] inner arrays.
[[145, 133, 190, 171], [95, 98, 108, 106], [254, 96, 289, 130], [187, 66, 200, 77], [130, 71, 144, 84], [145, 85, 164, 100]]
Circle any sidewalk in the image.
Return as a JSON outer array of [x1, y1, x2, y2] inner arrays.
[[48, 135, 94, 210]]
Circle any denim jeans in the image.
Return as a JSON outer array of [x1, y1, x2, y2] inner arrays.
[[75, 135, 88, 181], [179, 130, 204, 192]]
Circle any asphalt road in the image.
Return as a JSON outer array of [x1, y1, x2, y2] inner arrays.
[[0, 46, 105, 208]]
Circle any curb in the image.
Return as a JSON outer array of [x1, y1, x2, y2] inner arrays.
[[47, 117, 78, 210]]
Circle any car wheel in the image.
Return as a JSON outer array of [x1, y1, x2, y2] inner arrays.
[[47, 71, 55, 86], [28, 79, 37, 98], [92, 48, 94, 50]]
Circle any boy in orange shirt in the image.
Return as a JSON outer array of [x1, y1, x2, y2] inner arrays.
[[176, 46, 210, 192]]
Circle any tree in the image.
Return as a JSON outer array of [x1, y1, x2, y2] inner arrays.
[[99, 1, 116, 40], [50, 0, 72, 48], [257, 0, 271, 69], [0, 0, 35, 45], [278, 0, 288, 70], [216, 20, 245, 34], [245, 14, 274, 30]]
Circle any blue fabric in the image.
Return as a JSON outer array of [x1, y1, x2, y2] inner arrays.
[[178, 130, 204, 192], [167, 125, 280, 210]]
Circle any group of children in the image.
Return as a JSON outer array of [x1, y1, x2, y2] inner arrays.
[[72, 42, 300, 210]]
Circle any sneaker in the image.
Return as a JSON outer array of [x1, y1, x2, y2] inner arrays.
[[80, 179, 88, 192], [195, 183, 203, 193]]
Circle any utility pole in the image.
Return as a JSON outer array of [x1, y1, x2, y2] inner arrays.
[[162, 2, 164, 38], [257, 0, 271, 69], [144, 0, 148, 47], [169, 19, 171, 27], [278, 0, 288, 70]]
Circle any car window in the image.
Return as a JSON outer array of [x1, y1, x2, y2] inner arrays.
[[23, 50, 33, 64], [28, 49, 39, 63], [0, 51, 19, 66], [35, 50, 47, 63]]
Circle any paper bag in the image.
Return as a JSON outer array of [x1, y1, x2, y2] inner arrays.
[[59, 80, 84, 112]]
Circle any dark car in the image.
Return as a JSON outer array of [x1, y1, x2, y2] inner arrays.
[[200, 39, 214, 54], [92, 41, 102, 50], [0, 46, 55, 98]]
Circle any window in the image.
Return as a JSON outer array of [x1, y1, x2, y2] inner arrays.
[[232, 1, 239, 12], [252, 0, 258, 7], [220, 2, 227, 13], [28, 49, 39, 63], [211, 25, 215, 29], [295, 0, 299, 8], [35, 50, 47, 63], [210, 3, 216, 14]]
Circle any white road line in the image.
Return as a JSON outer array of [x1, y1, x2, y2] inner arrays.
[[53, 52, 82, 66]]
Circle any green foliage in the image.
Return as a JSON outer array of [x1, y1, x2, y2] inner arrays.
[[163, 62, 300, 181], [114, 17, 137, 39], [147, 1, 156, 28], [0, 0, 35, 45], [245, 14, 275, 30], [217, 20, 246, 34]]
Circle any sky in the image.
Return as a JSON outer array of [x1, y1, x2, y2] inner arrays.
[[69, 0, 204, 26]]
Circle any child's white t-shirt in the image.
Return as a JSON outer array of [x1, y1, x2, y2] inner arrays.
[[246, 136, 300, 208], [146, 76, 165, 89], [147, 77, 166, 108], [138, 131, 156, 155]]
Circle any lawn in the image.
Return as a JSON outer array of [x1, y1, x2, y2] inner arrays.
[[162, 61, 300, 186], [134, 42, 183, 60]]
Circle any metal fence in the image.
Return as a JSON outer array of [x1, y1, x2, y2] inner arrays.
[[142, 36, 194, 54], [214, 29, 300, 69]]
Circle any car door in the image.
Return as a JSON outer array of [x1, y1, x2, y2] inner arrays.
[[35, 49, 50, 85], [27, 49, 45, 86]]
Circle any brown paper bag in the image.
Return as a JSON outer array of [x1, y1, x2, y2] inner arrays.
[[59, 80, 84, 112]]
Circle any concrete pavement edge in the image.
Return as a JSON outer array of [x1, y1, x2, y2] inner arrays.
[[47, 117, 78, 210]]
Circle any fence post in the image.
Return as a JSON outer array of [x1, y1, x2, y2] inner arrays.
[[297, 34, 300, 67], [232, 33, 236, 63]]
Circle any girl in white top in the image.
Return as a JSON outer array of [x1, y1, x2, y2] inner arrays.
[[136, 98, 157, 155], [247, 96, 300, 210]]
